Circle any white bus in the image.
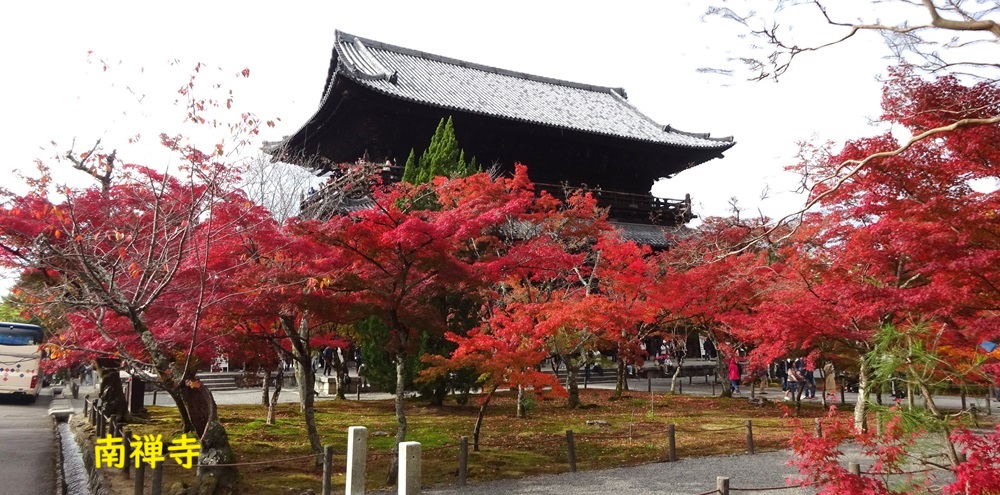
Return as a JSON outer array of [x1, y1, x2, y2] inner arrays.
[[0, 322, 45, 403]]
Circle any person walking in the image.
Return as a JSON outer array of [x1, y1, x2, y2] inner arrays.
[[823, 361, 836, 397], [784, 361, 800, 401], [322, 345, 335, 376], [757, 367, 769, 395], [793, 358, 812, 399], [728, 357, 742, 394]]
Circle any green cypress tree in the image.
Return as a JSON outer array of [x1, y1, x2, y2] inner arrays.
[[401, 149, 419, 184], [401, 117, 480, 185]]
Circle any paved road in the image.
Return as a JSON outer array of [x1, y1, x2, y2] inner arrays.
[[0, 391, 56, 495], [100, 358, 996, 413]]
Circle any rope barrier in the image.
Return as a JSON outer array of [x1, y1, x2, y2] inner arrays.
[[165, 453, 321, 468], [698, 425, 748, 432], [862, 468, 934, 476], [729, 485, 807, 492], [421, 445, 455, 453], [726, 479, 817, 492], [573, 432, 655, 441]]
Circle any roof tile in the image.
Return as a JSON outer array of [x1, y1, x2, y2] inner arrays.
[[332, 31, 733, 150]]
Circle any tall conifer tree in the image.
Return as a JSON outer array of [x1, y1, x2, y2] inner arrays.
[[401, 117, 479, 184]]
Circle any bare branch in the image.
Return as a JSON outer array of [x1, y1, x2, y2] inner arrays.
[[727, 114, 1000, 255]]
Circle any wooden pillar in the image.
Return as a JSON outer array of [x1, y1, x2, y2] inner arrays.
[[745, 420, 754, 455], [122, 428, 132, 479], [150, 463, 163, 495], [667, 424, 677, 462], [321, 445, 333, 495], [458, 436, 469, 486], [566, 430, 577, 473], [133, 461, 145, 495]]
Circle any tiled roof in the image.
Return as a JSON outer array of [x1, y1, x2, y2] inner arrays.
[[614, 222, 693, 248], [325, 31, 734, 150]]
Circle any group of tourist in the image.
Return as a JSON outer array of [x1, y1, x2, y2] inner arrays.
[[727, 355, 838, 401], [312, 345, 362, 382]]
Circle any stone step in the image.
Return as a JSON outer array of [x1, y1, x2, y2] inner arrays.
[[198, 376, 239, 391]]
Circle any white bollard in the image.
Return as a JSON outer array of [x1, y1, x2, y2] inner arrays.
[[398, 441, 422, 495], [346, 427, 368, 495]]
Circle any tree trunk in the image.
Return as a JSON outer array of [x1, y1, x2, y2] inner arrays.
[[516, 385, 526, 418], [564, 354, 580, 409], [331, 347, 347, 400], [387, 355, 408, 484], [282, 314, 323, 456], [294, 355, 322, 455], [93, 358, 132, 424], [613, 358, 629, 399], [853, 359, 869, 432], [668, 359, 683, 394], [180, 383, 238, 494], [261, 368, 271, 407], [473, 385, 499, 452], [716, 353, 732, 398], [163, 385, 195, 433], [267, 368, 283, 426], [819, 367, 827, 408]]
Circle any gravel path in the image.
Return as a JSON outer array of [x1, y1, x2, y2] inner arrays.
[[420, 450, 814, 495]]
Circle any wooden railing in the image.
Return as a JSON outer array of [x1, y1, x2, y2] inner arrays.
[[298, 167, 693, 225], [534, 182, 693, 225]]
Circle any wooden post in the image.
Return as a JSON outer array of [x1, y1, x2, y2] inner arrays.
[[840, 384, 846, 405], [346, 427, 367, 495], [122, 428, 132, 479], [97, 412, 106, 438], [133, 462, 145, 495], [961, 390, 967, 410], [667, 424, 677, 462], [678, 379, 683, 394], [814, 418, 823, 438], [717, 476, 730, 495], [152, 389, 157, 406], [647, 375, 652, 393], [321, 445, 333, 495], [745, 420, 755, 455], [150, 463, 163, 495], [565, 430, 577, 473], [356, 381, 361, 400], [458, 436, 469, 486], [712, 381, 716, 396], [83, 395, 89, 416], [398, 441, 422, 495], [849, 462, 861, 476]]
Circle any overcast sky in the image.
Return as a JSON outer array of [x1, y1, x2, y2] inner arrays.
[[1, 0, 896, 295]]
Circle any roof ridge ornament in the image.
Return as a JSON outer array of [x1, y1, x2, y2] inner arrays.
[[350, 38, 389, 80]]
